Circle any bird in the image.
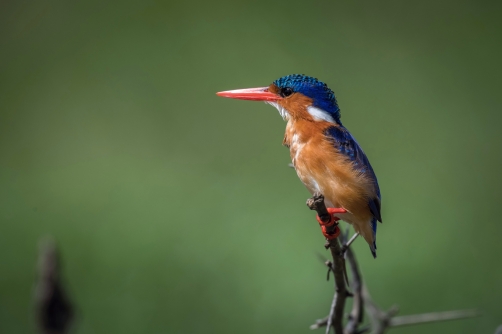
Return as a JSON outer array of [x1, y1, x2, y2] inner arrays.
[[216, 74, 382, 258]]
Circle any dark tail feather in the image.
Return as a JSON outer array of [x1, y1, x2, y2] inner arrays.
[[370, 218, 377, 258], [370, 243, 377, 258]]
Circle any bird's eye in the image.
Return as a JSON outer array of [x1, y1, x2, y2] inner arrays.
[[280, 87, 294, 97]]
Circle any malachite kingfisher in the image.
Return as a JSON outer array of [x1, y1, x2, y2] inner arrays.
[[217, 74, 382, 258]]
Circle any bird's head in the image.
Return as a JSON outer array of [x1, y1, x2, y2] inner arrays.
[[217, 74, 341, 124]]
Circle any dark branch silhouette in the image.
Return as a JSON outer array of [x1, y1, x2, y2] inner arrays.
[[35, 237, 74, 334]]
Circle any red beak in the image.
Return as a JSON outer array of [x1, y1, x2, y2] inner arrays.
[[216, 87, 282, 102]]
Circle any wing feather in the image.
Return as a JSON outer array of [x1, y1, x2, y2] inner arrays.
[[325, 126, 382, 223]]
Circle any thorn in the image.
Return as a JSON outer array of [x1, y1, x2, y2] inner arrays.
[[325, 261, 333, 281]]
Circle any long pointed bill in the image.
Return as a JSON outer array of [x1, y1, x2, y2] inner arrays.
[[216, 87, 282, 102]]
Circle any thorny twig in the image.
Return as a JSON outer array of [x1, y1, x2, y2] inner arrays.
[[310, 231, 364, 334], [307, 193, 479, 334], [307, 192, 348, 334]]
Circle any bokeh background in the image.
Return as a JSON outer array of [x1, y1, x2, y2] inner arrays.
[[1, 0, 501, 333]]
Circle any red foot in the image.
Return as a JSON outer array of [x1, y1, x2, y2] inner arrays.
[[315, 208, 347, 240]]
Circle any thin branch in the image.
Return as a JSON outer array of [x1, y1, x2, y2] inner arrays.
[[344, 231, 364, 334], [362, 284, 479, 333], [310, 316, 329, 330], [390, 309, 480, 327], [341, 233, 359, 254], [326, 292, 339, 333], [307, 193, 348, 334], [313, 231, 365, 334]]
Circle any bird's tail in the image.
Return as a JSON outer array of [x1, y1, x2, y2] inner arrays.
[[370, 218, 377, 258]]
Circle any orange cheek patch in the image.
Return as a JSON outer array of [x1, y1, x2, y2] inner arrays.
[[269, 83, 316, 121], [279, 94, 315, 121]]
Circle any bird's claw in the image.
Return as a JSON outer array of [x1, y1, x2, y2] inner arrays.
[[321, 225, 341, 240], [315, 208, 347, 240]]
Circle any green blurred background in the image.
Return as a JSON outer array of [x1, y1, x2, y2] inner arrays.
[[1, 0, 501, 333]]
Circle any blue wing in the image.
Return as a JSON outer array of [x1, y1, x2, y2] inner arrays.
[[325, 126, 381, 219], [325, 125, 382, 243]]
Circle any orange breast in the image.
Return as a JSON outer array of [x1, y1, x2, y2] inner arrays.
[[285, 119, 374, 224]]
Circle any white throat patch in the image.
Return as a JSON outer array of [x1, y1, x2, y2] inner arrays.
[[266, 102, 335, 123], [307, 106, 336, 123], [265, 101, 290, 121]]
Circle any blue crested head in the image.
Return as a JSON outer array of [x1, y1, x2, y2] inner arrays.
[[273, 74, 341, 122]]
